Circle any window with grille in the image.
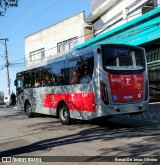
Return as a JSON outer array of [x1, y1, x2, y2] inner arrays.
[[29, 48, 45, 62], [57, 37, 78, 54]]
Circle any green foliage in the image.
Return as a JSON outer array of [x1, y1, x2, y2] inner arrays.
[[0, 0, 18, 16]]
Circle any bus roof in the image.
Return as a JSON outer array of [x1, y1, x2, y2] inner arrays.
[[25, 46, 94, 71], [21, 43, 142, 72]]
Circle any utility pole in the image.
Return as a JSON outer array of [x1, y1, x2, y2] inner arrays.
[[0, 38, 10, 98]]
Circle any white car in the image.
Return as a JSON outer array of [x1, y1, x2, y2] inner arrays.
[[4, 96, 10, 105]]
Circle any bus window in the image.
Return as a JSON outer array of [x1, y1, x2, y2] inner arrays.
[[68, 54, 94, 85], [25, 69, 41, 88], [77, 54, 94, 84], [70, 69, 78, 84], [49, 61, 65, 86], [31, 70, 36, 87], [15, 78, 24, 95], [69, 59, 79, 84], [24, 71, 31, 88], [103, 47, 144, 71], [41, 65, 52, 87], [33, 68, 41, 87], [17, 79, 23, 89]]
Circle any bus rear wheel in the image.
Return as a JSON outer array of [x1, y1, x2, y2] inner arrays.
[[58, 103, 71, 125], [25, 101, 33, 118]]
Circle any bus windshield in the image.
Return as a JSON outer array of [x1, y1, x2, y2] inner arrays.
[[103, 47, 144, 71]]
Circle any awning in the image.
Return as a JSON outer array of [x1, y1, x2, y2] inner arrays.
[[73, 7, 160, 50], [148, 60, 160, 70]]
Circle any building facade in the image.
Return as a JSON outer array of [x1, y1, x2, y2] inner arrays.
[[87, 0, 159, 36], [74, 0, 160, 100], [25, 12, 92, 68]]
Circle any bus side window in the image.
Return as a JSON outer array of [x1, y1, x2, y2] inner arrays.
[[17, 79, 24, 89], [70, 69, 78, 84], [78, 54, 94, 84], [41, 66, 50, 87], [31, 70, 36, 88], [50, 61, 65, 86], [35, 79, 40, 87], [69, 59, 78, 85], [24, 72, 31, 88], [34, 68, 41, 87]]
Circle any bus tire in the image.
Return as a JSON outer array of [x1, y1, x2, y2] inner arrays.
[[25, 101, 33, 118], [58, 103, 71, 125]]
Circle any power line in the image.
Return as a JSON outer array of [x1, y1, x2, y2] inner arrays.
[[8, 0, 62, 38], [4, 0, 63, 60], [10, 57, 25, 64], [25, 23, 160, 63], [8, 9, 146, 54], [0, 54, 5, 60], [0, 0, 40, 63], [1, 7, 159, 68], [0, 0, 40, 34], [9, 17, 82, 54], [2, 22, 157, 69]]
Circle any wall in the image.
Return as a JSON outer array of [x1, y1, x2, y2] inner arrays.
[[88, 0, 156, 36], [25, 12, 86, 68]]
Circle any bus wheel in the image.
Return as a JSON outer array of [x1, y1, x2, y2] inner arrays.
[[25, 102, 33, 118], [58, 103, 71, 125]]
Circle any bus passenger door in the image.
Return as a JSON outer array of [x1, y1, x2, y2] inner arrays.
[[15, 79, 24, 110]]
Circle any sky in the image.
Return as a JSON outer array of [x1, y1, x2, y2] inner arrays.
[[0, 0, 91, 96]]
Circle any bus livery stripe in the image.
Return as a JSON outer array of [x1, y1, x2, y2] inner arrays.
[[43, 92, 96, 112]]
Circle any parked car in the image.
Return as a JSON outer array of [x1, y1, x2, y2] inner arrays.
[[4, 96, 10, 105]]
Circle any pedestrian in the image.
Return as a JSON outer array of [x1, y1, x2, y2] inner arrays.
[[11, 91, 16, 106]]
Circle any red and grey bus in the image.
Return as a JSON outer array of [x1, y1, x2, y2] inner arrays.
[[14, 44, 149, 124]]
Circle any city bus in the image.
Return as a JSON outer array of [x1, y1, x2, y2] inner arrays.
[[14, 44, 149, 125]]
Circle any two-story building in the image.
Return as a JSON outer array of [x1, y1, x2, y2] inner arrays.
[[25, 12, 92, 68]]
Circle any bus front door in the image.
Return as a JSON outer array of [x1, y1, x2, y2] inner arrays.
[[15, 79, 24, 110]]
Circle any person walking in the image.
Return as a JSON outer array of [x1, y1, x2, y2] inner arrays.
[[11, 91, 16, 106]]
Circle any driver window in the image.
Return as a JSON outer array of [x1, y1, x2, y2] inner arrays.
[[17, 79, 24, 90]]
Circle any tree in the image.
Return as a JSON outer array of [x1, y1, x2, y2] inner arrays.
[[0, 0, 18, 16]]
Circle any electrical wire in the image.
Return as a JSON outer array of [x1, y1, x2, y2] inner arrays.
[[8, 0, 62, 38], [0, 54, 5, 60], [5, 22, 160, 67], [9, 21, 160, 66], [1, 5, 160, 69], [0, 0, 40, 34], [8, 8, 152, 54], [1, 0, 63, 62]]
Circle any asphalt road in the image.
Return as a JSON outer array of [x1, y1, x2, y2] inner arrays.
[[0, 102, 160, 165]]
